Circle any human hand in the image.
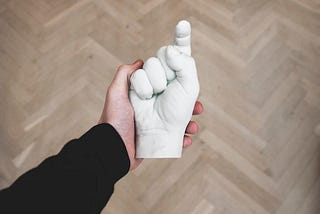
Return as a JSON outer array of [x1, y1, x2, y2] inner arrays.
[[130, 20, 200, 158], [99, 60, 144, 170], [99, 59, 202, 169]]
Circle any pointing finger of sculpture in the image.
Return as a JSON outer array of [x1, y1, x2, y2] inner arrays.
[[174, 20, 191, 56]]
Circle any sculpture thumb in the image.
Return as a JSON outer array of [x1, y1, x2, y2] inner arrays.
[[166, 46, 198, 93]]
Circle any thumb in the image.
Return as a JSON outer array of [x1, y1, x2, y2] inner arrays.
[[111, 59, 144, 94]]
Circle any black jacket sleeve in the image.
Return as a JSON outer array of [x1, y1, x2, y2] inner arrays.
[[0, 123, 130, 214]]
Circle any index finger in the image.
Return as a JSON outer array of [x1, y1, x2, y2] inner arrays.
[[174, 20, 191, 56]]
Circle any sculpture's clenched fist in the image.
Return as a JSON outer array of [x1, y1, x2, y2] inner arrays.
[[130, 20, 199, 158]]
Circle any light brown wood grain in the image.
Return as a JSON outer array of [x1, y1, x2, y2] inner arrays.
[[0, 0, 319, 213]]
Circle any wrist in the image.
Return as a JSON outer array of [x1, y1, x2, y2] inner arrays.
[[135, 129, 185, 158]]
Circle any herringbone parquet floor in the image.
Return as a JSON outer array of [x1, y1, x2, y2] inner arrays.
[[1, 0, 320, 213]]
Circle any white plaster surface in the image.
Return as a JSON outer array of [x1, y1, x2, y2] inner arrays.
[[130, 20, 199, 158]]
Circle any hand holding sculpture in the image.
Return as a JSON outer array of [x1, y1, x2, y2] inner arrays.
[[130, 20, 199, 158]]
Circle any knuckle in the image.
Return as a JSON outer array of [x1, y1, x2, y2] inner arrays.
[[117, 64, 128, 72]]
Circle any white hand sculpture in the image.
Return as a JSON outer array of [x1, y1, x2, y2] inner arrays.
[[130, 20, 199, 158]]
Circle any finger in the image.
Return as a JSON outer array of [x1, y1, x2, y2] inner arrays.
[[129, 88, 142, 106], [193, 101, 203, 115], [156, 20, 191, 82], [174, 20, 191, 56], [183, 135, 192, 147], [166, 46, 198, 93], [157, 47, 176, 81], [185, 121, 199, 135], [112, 60, 144, 93], [143, 57, 167, 94], [116, 59, 144, 79], [166, 46, 185, 71], [130, 69, 153, 99], [128, 59, 144, 74]]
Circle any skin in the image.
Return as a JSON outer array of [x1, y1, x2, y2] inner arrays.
[[99, 59, 203, 170]]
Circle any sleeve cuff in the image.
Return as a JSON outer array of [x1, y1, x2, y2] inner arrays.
[[79, 123, 131, 183]]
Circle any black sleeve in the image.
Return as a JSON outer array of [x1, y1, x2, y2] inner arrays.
[[0, 123, 130, 214]]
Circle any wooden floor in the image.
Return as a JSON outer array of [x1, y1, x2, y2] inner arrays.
[[1, 0, 320, 213]]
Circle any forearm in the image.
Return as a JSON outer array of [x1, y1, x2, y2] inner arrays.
[[0, 124, 130, 213]]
